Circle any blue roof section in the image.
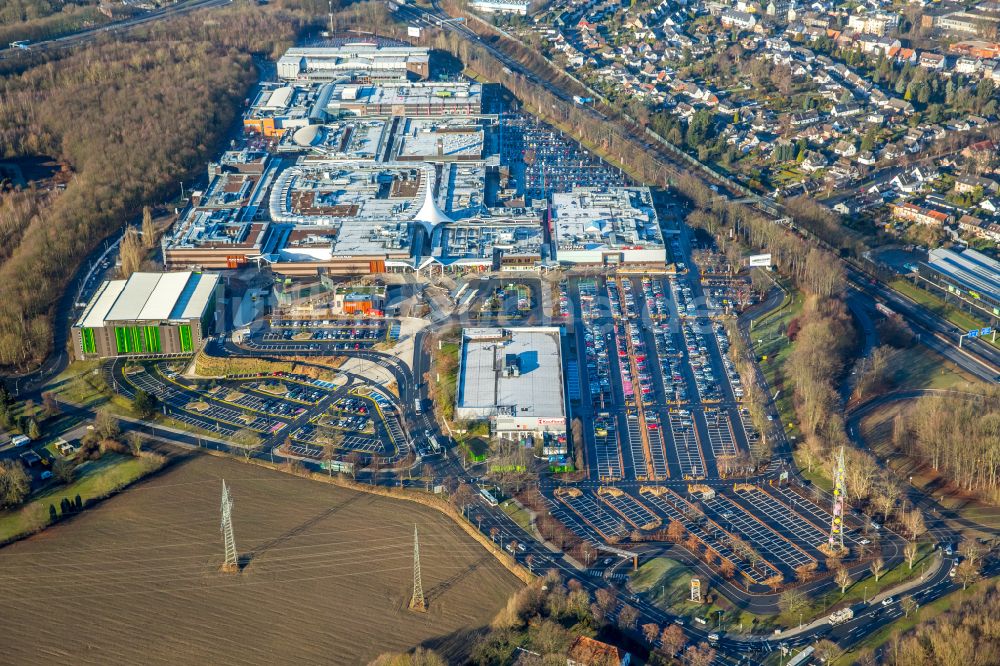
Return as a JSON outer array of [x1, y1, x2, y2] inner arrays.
[[926, 247, 1000, 303], [169, 272, 204, 319]]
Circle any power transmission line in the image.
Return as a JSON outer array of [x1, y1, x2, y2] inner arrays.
[[409, 524, 426, 612], [221, 480, 238, 573], [827, 446, 847, 554]]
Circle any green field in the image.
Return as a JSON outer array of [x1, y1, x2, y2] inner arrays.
[[630, 557, 767, 631], [749, 288, 804, 448], [885, 344, 981, 391], [500, 499, 532, 532], [0, 452, 165, 545]]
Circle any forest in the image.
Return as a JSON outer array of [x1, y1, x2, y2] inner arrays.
[[902, 388, 1000, 503], [0, 0, 334, 370], [0, 0, 107, 48]]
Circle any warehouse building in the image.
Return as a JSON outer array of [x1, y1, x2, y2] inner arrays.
[[455, 327, 567, 443], [916, 247, 1000, 321], [551, 186, 666, 269], [73, 271, 221, 359], [276, 43, 430, 82]]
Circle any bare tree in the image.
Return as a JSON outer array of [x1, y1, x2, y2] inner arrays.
[[127, 430, 145, 456], [904, 541, 918, 570], [955, 559, 980, 590], [660, 624, 686, 657], [779, 589, 809, 619], [642, 622, 660, 645], [835, 567, 853, 594], [901, 595, 917, 618], [617, 604, 639, 631], [870, 557, 885, 583], [595, 587, 617, 617], [902, 510, 926, 541], [94, 407, 121, 440]]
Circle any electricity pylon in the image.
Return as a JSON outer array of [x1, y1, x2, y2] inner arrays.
[[221, 480, 238, 572], [827, 446, 847, 553], [409, 524, 426, 612]]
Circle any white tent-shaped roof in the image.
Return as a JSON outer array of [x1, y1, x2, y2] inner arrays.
[[412, 170, 452, 230]]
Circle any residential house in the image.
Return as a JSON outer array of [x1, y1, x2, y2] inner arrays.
[[955, 175, 1000, 194], [790, 110, 820, 126], [720, 10, 758, 30], [918, 52, 946, 70], [890, 202, 952, 226], [566, 636, 631, 666], [833, 140, 858, 157], [831, 102, 862, 117]]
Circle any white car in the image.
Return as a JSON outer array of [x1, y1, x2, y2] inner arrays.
[[881, 597, 894, 607]]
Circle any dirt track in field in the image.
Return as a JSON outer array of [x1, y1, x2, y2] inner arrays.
[[0, 454, 521, 665]]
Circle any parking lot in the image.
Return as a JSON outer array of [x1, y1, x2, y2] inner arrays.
[[126, 369, 287, 435], [639, 487, 778, 584], [706, 495, 816, 572], [704, 410, 739, 459], [667, 413, 705, 479], [500, 114, 627, 200], [734, 486, 830, 558], [555, 488, 629, 541]]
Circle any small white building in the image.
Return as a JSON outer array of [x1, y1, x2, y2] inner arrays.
[[470, 0, 530, 15]]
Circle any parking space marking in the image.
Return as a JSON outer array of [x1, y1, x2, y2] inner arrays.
[[707, 495, 815, 571], [770, 485, 861, 546], [597, 489, 661, 531], [704, 410, 739, 459], [735, 487, 828, 556], [555, 489, 629, 541], [668, 413, 705, 478]]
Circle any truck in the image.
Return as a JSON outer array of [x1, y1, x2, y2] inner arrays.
[[414, 398, 423, 415], [573, 95, 593, 105], [828, 607, 854, 625]]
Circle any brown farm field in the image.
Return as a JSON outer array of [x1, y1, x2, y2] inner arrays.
[[0, 454, 522, 665]]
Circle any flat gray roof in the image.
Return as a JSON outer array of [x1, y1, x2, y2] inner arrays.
[[76, 271, 219, 327], [457, 327, 564, 419]]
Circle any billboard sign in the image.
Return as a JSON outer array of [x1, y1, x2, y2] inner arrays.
[[690, 578, 702, 602], [748, 253, 772, 267], [407, 25, 422, 38]]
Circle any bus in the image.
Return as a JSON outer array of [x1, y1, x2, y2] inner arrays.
[[414, 398, 423, 415], [479, 487, 499, 506]]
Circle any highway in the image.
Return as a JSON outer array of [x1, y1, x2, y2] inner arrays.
[[844, 265, 1000, 383]]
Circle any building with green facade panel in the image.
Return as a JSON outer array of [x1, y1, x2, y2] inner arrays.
[[72, 271, 221, 359]]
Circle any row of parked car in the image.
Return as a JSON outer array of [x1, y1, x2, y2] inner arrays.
[[579, 281, 612, 411]]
